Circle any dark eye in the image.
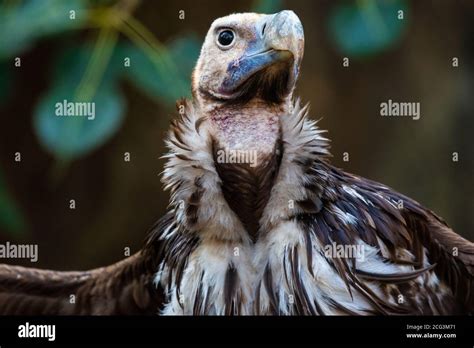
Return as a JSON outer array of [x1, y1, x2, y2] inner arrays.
[[217, 30, 235, 47]]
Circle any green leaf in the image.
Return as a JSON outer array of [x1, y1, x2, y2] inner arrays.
[[0, 0, 86, 59], [123, 36, 200, 104], [252, 0, 283, 13], [33, 45, 126, 160], [0, 170, 27, 237], [328, 0, 408, 58]]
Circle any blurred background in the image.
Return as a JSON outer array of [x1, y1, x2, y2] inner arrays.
[[0, 0, 472, 270]]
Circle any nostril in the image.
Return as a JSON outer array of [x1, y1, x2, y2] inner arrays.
[[261, 23, 267, 36]]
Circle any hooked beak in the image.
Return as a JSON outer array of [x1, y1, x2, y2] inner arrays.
[[219, 10, 305, 100]]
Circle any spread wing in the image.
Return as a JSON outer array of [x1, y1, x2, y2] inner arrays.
[[298, 162, 474, 314], [0, 214, 173, 315], [0, 252, 162, 315], [350, 173, 474, 312]]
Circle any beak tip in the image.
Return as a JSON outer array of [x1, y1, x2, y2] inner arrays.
[[266, 10, 304, 56]]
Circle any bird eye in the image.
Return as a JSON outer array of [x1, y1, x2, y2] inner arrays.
[[217, 30, 235, 47]]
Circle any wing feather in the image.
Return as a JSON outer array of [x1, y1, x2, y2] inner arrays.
[[303, 161, 474, 314], [0, 213, 175, 315]]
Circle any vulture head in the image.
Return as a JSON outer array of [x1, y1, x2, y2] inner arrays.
[[193, 10, 304, 105], [191, 10, 305, 166]]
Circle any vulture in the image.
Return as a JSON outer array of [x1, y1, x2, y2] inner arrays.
[[1, 10, 473, 316]]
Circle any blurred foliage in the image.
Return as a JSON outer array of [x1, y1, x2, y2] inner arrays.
[[0, 0, 86, 59], [0, 0, 203, 236], [123, 36, 200, 103], [32, 36, 201, 160], [328, 0, 408, 58], [0, 0, 200, 163], [34, 44, 126, 160], [0, 171, 26, 237], [252, 0, 283, 13]]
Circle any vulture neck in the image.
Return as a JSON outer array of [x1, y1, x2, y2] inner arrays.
[[162, 97, 329, 244], [207, 100, 286, 157], [205, 100, 288, 242]]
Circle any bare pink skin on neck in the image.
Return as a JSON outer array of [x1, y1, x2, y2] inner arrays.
[[207, 100, 287, 158]]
